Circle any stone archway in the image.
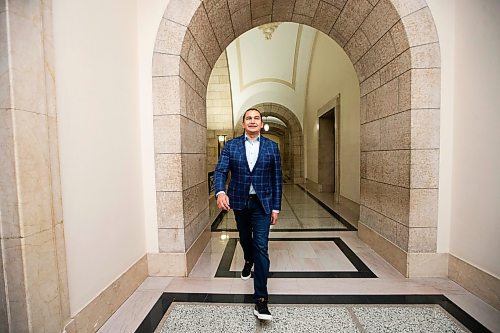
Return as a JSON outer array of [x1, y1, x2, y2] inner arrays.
[[152, 0, 441, 277], [234, 103, 304, 184]]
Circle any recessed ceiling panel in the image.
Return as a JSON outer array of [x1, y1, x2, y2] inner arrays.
[[237, 23, 301, 90]]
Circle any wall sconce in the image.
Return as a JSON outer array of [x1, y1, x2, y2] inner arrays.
[[263, 116, 269, 132], [217, 135, 227, 157]]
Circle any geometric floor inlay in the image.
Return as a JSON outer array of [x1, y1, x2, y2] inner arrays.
[[137, 294, 489, 333], [215, 238, 376, 278]]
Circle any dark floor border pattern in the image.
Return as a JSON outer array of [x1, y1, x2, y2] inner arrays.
[[215, 237, 376, 278], [295, 184, 357, 231], [135, 293, 491, 333]]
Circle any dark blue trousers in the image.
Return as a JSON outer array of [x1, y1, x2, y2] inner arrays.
[[234, 195, 271, 302]]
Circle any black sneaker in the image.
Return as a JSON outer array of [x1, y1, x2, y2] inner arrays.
[[241, 261, 253, 280], [254, 299, 272, 321]]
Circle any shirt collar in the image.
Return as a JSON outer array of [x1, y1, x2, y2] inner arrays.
[[245, 134, 260, 143]]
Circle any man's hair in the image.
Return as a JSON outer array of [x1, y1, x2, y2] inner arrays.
[[242, 108, 262, 122]]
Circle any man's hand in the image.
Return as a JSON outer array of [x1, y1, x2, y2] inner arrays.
[[271, 211, 279, 225], [217, 193, 231, 211]]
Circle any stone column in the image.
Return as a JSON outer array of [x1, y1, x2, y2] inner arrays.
[[0, 0, 70, 331]]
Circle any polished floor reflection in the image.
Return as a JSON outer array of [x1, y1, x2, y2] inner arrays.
[[212, 185, 354, 232]]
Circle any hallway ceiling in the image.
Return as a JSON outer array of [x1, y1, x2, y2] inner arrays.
[[226, 22, 317, 127]]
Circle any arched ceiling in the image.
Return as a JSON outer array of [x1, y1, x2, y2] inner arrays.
[[226, 22, 317, 127]]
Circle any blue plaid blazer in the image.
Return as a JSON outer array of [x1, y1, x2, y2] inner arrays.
[[214, 135, 282, 214]]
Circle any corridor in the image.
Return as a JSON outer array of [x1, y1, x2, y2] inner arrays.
[[97, 188, 497, 332]]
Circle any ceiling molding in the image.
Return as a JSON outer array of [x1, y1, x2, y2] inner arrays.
[[304, 30, 319, 112], [237, 25, 304, 91]]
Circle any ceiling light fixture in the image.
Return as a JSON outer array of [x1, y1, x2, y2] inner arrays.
[[258, 23, 281, 40]]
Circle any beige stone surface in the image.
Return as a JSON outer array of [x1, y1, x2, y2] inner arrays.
[[185, 38, 212, 84], [228, 0, 249, 14], [73, 256, 148, 332], [356, 32, 397, 82], [379, 110, 411, 150], [189, 5, 221, 67], [379, 49, 410, 85], [407, 253, 448, 277], [362, 150, 410, 187], [48, 116, 63, 226], [2, 237, 30, 332], [159, 228, 186, 252], [186, 225, 211, 274], [182, 153, 207, 190], [411, 108, 440, 149], [13, 110, 53, 238], [0, 109, 20, 238], [23, 229, 63, 332], [345, 29, 371, 65], [156, 191, 184, 228], [410, 149, 439, 188], [294, 0, 320, 17], [54, 222, 71, 321], [361, 179, 409, 225], [409, 188, 438, 228], [271, 0, 293, 21], [410, 42, 441, 68], [360, 205, 398, 244], [181, 116, 206, 153], [152, 53, 180, 77], [398, 70, 410, 111], [390, 0, 426, 18], [164, 0, 201, 27], [253, 15, 272, 27], [251, 0, 272, 19], [185, 207, 210, 249], [449, 254, 500, 311], [408, 227, 437, 253], [154, 115, 182, 154], [366, 77, 398, 122], [396, 222, 409, 250], [410, 68, 441, 109], [231, 4, 252, 38], [359, 71, 380, 97], [8, 11, 46, 114], [360, 120, 381, 151], [148, 253, 186, 276], [206, 0, 234, 50], [154, 18, 188, 55], [155, 153, 183, 191], [358, 222, 408, 276], [152, 76, 185, 116], [361, 0, 400, 45], [329, 27, 348, 47], [401, 7, 438, 47], [183, 181, 209, 225], [390, 20, 409, 55], [333, 0, 373, 43], [185, 84, 207, 127], [311, 1, 340, 35]]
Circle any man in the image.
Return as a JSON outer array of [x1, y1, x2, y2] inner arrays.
[[214, 108, 283, 321]]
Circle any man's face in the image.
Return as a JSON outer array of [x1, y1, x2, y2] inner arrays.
[[242, 110, 263, 135]]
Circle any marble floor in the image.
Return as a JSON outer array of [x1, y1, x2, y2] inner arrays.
[[97, 188, 500, 333], [212, 185, 355, 232]]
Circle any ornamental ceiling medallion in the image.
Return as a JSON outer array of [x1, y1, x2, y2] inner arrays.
[[258, 22, 281, 40]]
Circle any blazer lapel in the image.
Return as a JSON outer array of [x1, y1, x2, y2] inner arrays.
[[237, 135, 251, 173], [254, 136, 267, 172]]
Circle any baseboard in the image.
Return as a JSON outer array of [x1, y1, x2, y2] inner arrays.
[[147, 224, 211, 277], [407, 252, 448, 277], [358, 223, 408, 276], [64, 255, 148, 333], [448, 254, 500, 311]]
